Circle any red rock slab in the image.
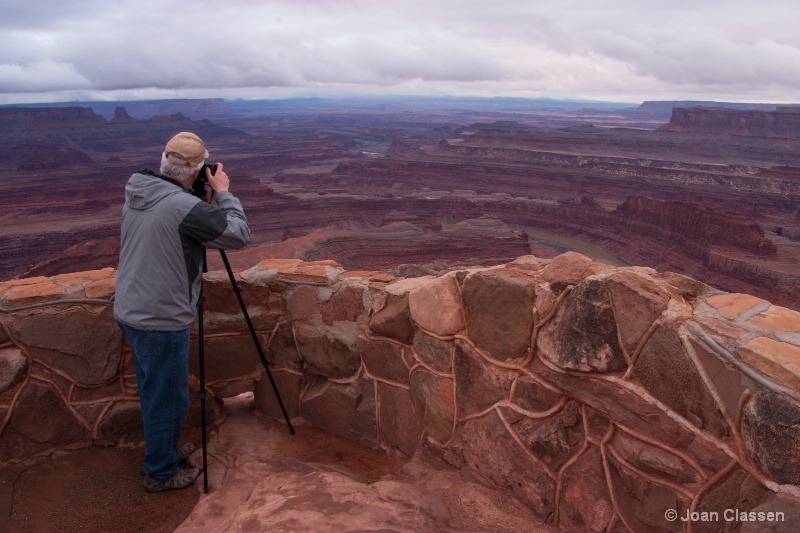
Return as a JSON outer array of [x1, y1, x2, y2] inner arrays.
[[6, 281, 65, 305]]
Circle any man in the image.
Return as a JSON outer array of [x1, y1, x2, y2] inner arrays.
[[114, 132, 250, 492]]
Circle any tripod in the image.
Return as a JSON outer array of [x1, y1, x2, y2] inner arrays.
[[196, 247, 295, 493]]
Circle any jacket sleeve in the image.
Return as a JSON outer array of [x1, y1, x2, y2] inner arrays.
[[179, 192, 251, 250]]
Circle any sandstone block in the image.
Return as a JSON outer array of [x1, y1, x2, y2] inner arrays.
[[294, 324, 361, 379], [409, 368, 455, 444], [368, 293, 414, 343], [630, 323, 730, 438], [605, 271, 670, 355], [201, 309, 280, 337], [268, 322, 302, 370], [606, 453, 685, 533], [203, 271, 272, 313], [584, 409, 612, 443], [740, 493, 800, 533], [742, 391, 800, 485], [558, 446, 615, 532], [531, 358, 696, 449], [694, 468, 769, 533], [740, 336, 800, 393], [70, 380, 124, 402], [84, 277, 116, 299], [610, 431, 702, 484], [538, 251, 609, 291], [8, 306, 122, 386], [461, 269, 535, 361], [377, 382, 423, 457], [96, 400, 143, 440], [300, 378, 377, 448], [501, 400, 584, 472], [7, 281, 65, 305], [279, 261, 340, 284], [321, 285, 365, 325], [286, 284, 319, 321], [0, 347, 28, 394], [362, 339, 410, 385], [653, 271, 714, 301], [255, 258, 302, 271], [254, 369, 303, 420], [689, 336, 747, 421], [533, 284, 557, 320], [412, 332, 452, 372], [687, 435, 735, 473], [747, 305, 800, 332], [537, 277, 627, 373], [457, 410, 556, 518], [0, 381, 88, 461], [691, 314, 749, 344], [408, 273, 464, 336], [706, 293, 768, 320], [509, 376, 563, 413], [506, 254, 550, 272], [3, 276, 48, 286], [454, 342, 516, 417], [189, 334, 263, 382], [53, 268, 114, 286]]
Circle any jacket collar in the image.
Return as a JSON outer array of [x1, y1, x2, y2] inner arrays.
[[138, 168, 189, 192]]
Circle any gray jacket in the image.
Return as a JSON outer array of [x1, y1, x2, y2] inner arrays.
[[113, 170, 250, 330]]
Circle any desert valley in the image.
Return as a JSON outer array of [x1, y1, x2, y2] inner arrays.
[[2, 97, 800, 309]]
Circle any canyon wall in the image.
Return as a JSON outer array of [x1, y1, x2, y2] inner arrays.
[[2, 255, 800, 530], [660, 106, 800, 138]]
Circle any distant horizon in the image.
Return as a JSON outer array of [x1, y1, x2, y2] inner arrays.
[[3, 1, 797, 107], [0, 94, 796, 110]]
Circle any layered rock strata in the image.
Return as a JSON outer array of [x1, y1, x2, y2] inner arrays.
[[2, 255, 800, 531], [660, 106, 800, 138]]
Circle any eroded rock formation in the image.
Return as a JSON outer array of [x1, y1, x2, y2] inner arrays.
[[660, 106, 800, 138], [616, 195, 777, 256], [2, 254, 800, 530], [3, 101, 800, 318]]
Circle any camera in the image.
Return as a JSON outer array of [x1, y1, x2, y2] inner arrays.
[[191, 162, 218, 201]]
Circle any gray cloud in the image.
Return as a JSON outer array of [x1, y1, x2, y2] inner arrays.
[[0, 0, 798, 103]]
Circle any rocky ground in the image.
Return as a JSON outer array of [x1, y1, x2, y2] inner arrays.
[[1, 394, 557, 533]]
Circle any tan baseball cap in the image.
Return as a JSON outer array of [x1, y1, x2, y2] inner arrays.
[[164, 132, 209, 167]]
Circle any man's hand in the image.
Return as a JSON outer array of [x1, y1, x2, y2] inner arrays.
[[207, 162, 230, 193]]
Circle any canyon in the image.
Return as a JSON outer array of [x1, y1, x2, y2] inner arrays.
[[3, 98, 800, 531], [1, 98, 800, 311]]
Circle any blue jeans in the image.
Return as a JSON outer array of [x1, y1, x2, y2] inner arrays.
[[118, 322, 190, 481]]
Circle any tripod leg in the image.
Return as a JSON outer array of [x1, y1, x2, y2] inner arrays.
[[219, 249, 295, 435], [197, 248, 208, 494], [198, 256, 210, 493]]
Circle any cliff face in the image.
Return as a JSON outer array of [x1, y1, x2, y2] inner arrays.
[[0, 105, 246, 172], [1, 98, 236, 120], [660, 106, 800, 137], [616, 195, 777, 255], [0, 107, 107, 127], [3, 255, 800, 530], [628, 101, 776, 121]]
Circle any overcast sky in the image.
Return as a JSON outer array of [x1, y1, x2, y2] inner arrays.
[[1, 0, 798, 105]]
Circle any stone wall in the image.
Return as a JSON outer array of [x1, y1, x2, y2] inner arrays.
[[2, 254, 800, 531]]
